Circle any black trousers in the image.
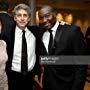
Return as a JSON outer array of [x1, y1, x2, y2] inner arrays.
[[6, 70, 34, 90]]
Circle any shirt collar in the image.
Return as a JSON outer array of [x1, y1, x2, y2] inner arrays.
[[0, 11, 7, 14], [51, 21, 59, 32], [16, 26, 29, 34]]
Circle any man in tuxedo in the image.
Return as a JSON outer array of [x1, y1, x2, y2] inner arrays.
[[38, 5, 87, 90], [4, 3, 41, 90]]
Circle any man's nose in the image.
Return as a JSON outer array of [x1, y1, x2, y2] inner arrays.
[[43, 17, 47, 22], [21, 15, 25, 20]]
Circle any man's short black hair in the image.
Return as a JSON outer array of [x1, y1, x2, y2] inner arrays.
[[0, 1, 9, 11]]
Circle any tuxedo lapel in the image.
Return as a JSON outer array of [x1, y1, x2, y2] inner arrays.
[[50, 24, 64, 55], [11, 25, 16, 56], [40, 24, 65, 55], [40, 29, 48, 55], [42, 32, 48, 55], [54, 24, 63, 46]]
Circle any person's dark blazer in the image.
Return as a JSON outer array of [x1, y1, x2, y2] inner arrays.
[[4, 23, 42, 77], [0, 13, 15, 50], [0, 13, 15, 33], [39, 23, 87, 90]]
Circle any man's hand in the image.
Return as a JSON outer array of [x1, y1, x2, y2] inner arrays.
[[34, 74, 43, 88]]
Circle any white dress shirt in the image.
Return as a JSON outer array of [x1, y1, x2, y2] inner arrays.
[[11, 26, 36, 72], [42, 21, 59, 52]]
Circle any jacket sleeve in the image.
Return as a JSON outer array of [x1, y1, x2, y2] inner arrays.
[[70, 26, 87, 90]]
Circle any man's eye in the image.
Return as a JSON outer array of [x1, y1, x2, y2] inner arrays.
[[39, 17, 43, 20], [17, 14, 21, 17], [23, 14, 28, 17], [16, 14, 28, 17], [45, 14, 51, 17]]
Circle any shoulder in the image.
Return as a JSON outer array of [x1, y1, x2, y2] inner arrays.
[[67, 25, 84, 39], [27, 25, 39, 37], [69, 25, 83, 37], [27, 25, 39, 32], [60, 22, 81, 33], [59, 21, 79, 30], [59, 22, 83, 37]]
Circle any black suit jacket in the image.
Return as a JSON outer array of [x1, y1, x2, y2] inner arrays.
[[39, 23, 87, 90], [0, 13, 15, 51], [0, 13, 14, 35], [4, 24, 41, 77]]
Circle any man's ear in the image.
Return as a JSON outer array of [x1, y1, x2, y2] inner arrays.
[[14, 17, 16, 21]]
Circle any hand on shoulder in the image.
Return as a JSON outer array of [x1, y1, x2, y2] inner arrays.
[[60, 21, 71, 25]]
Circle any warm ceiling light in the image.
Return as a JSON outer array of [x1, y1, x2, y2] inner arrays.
[[65, 14, 73, 24], [56, 13, 63, 22]]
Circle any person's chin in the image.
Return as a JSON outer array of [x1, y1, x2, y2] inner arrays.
[[44, 25, 51, 30]]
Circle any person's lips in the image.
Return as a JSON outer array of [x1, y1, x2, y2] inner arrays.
[[44, 23, 50, 27]]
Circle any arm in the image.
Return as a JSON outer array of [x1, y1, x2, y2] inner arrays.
[[72, 65, 87, 90], [71, 26, 87, 90], [0, 40, 8, 67]]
